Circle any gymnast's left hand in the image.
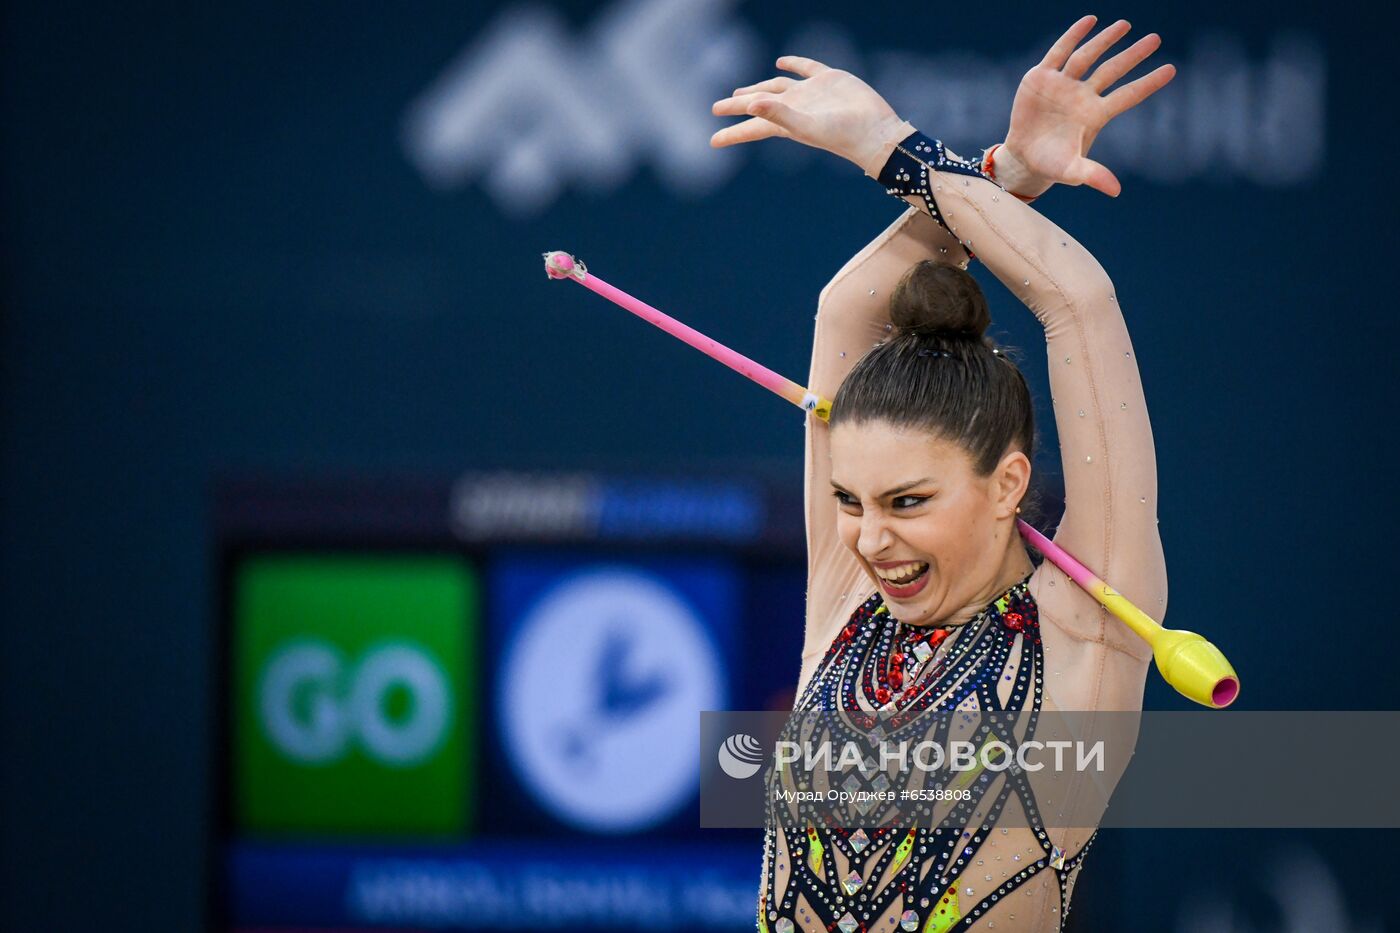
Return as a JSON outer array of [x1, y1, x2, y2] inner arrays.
[[709, 57, 908, 179], [999, 15, 1178, 198]]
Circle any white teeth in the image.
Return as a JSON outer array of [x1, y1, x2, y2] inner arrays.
[[875, 562, 928, 585]]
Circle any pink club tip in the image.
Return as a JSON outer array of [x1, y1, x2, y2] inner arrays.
[[543, 250, 577, 279], [1212, 678, 1240, 708]]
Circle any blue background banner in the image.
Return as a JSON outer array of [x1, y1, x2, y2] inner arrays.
[[2, 1, 1395, 931]]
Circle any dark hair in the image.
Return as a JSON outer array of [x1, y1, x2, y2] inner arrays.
[[829, 260, 1038, 510]]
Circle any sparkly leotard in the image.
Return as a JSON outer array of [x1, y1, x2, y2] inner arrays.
[[759, 577, 1095, 933], [759, 124, 1169, 932]]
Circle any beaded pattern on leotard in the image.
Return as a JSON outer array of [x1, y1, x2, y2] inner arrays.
[[757, 574, 1096, 932], [875, 130, 993, 249]]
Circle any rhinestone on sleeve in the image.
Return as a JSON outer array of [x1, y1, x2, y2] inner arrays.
[[875, 129, 994, 244]]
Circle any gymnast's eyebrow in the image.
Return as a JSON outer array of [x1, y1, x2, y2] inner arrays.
[[829, 478, 933, 499]]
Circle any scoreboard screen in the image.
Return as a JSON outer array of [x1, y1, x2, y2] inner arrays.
[[211, 469, 808, 932]]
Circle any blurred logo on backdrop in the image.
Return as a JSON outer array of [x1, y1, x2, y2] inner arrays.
[[259, 641, 450, 766], [1176, 847, 1385, 932], [402, 0, 1326, 217], [233, 555, 476, 835], [450, 470, 765, 544], [495, 560, 731, 832]]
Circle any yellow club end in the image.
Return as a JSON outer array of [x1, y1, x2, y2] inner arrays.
[[1152, 628, 1240, 709]]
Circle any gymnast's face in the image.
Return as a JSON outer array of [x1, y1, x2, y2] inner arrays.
[[828, 419, 1030, 627]]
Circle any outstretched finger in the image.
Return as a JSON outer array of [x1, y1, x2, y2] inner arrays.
[[1040, 15, 1097, 69], [1089, 33, 1163, 92], [733, 76, 795, 96], [1072, 157, 1122, 197], [710, 116, 786, 149], [1063, 19, 1131, 79], [1103, 62, 1176, 116], [712, 91, 774, 117], [776, 55, 829, 78]]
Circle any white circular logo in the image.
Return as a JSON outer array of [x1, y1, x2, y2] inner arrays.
[[259, 641, 450, 767], [718, 733, 765, 779], [499, 567, 726, 832]]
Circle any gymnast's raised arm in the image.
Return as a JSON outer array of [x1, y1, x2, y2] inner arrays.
[[712, 16, 1177, 700]]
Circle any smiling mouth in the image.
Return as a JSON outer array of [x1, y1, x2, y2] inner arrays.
[[874, 561, 929, 586]]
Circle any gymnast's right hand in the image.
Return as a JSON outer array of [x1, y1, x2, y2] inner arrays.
[[710, 56, 908, 179]]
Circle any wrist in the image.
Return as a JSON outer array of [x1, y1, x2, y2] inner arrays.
[[985, 143, 1053, 200], [857, 115, 916, 179]]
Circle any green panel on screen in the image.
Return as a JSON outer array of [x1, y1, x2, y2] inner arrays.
[[233, 554, 475, 836]]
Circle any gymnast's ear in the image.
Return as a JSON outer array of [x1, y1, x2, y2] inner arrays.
[[990, 447, 1032, 520]]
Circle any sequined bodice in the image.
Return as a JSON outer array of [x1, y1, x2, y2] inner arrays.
[[758, 574, 1095, 932]]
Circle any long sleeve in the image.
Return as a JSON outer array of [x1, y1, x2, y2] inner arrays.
[[796, 203, 973, 698], [868, 127, 1167, 711], [777, 130, 1161, 927]]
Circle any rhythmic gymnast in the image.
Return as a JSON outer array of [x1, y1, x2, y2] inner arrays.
[[709, 15, 1179, 932]]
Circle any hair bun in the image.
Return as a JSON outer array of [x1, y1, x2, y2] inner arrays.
[[889, 260, 991, 340]]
